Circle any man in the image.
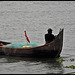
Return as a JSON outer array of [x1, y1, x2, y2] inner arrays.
[[45, 28, 55, 43]]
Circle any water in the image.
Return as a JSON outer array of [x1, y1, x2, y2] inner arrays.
[[0, 1, 75, 74]]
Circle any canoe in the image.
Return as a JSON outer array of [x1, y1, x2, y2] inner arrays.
[[0, 28, 64, 58]]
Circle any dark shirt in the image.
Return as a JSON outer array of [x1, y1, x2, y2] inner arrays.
[[45, 33, 55, 43]]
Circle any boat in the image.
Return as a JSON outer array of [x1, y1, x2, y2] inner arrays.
[[0, 28, 64, 58]]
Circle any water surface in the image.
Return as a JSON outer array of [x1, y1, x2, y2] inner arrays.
[[0, 1, 75, 74]]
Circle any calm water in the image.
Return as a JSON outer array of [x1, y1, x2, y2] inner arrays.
[[0, 1, 75, 74]]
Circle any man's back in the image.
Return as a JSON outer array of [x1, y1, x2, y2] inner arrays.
[[45, 33, 55, 43]]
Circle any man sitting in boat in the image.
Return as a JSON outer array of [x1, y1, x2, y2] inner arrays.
[[45, 28, 55, 43]]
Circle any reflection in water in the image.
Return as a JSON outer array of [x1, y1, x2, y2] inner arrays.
[[0, 55, 64, 74]]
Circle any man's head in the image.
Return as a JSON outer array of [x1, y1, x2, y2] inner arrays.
[[47, 28, 53, 34]]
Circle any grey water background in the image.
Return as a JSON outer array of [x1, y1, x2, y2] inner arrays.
[[0, 1, 75, 74]]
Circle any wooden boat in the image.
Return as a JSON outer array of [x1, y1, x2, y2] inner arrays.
[[0, 28, 64, 58]]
